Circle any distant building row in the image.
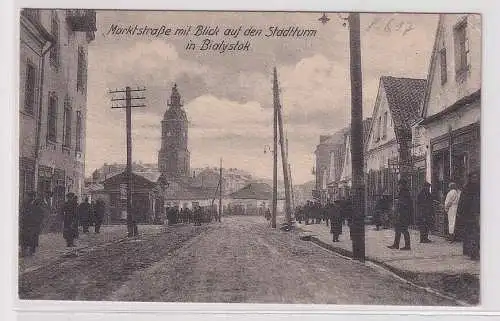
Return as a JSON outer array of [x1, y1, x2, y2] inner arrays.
[[314, 14, 480, 236]]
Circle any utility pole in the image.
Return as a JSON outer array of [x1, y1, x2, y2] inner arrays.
[[219, 157, 223, 222], [348, 13, 365, 261], [274, 67, 292, 227], [272, 72, 278, 229], [109, 86, 146, 237]]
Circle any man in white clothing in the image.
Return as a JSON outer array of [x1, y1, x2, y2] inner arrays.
[[444, 182, 461, 242]]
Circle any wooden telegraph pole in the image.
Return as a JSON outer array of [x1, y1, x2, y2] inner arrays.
[[219, 157, 223, 222], [348, 13, 366, 261], [110, 86, 146, 237], [273, 67, 292, 227], [272, 73, 278, 229]]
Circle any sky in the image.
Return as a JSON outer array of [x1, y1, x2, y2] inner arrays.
[[85, 11, 438, 184]]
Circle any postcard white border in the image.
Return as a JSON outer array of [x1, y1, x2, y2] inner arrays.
[[2, 0, 500, 320]]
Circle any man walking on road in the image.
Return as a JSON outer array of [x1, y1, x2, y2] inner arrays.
[[387, 179, 412, 251]]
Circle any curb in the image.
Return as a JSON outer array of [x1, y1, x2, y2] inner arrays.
[[298, 229, 475, 307]]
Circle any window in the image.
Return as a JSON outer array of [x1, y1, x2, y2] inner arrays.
[[454, 19, 469, 75], [49, 11, 60, 67], [382, 112, 388, 138], [47, 93, 58, 142], [75, 111, 82, 152], [63, 97, 72, 148], [440, 48, 447, 84], [376, 116, 382, 141], [24, 61, 36, 114], [76, 47, 87, 92]]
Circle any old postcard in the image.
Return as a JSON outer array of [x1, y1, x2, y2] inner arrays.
[[17, 9, 480, 307]]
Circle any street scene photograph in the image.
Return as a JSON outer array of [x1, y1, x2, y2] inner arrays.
[[17, 9, 480, 306]]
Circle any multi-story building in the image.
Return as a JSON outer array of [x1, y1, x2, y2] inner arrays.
[[313, 135, 336, 204], [415, 14, 481, 235], [365, 76, 426, 222], [19, 9, 96, 221], [337, 118, 372, 199], [325, 128, 349, 201]]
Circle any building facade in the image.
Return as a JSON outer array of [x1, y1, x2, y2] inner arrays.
[[365, 76, 426, 223], [158, 84, 190, 180], [416, 14, 481, 235], [19, 9, 95, 225], [313, 135, 336, 204]]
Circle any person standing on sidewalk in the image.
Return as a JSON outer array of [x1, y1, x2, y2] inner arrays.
[[330, 200, 343, 242], [457, 171, 480, 260], [373, 195, 390, 231], [444, 182, 461, 242], [417, 182, 434, 243], [62, 193, 79, 247], [388, 179, 412, 250], [78, 197, 91, 234]]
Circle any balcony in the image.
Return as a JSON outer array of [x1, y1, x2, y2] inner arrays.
[[66, 9, 97, 32]]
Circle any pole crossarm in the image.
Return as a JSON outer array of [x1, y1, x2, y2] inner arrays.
[[109, 86, 147, 237]]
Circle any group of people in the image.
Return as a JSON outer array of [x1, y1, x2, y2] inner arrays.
[[374, 171, 480, 260], [20, 191, 106, 255], [291, 171, 480, 261], [294, 199, 354, 242], [61, 193, 105, 248], [165, 204, 219, 226]]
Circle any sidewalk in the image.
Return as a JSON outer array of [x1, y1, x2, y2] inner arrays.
[[296, 222, 480, 304], [19, 224, 166, 274]]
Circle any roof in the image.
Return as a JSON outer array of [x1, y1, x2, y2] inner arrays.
[[164, 180, 218, 200], [84, 183, 104, 193], [381, 76, 427, 130], [135, 171, 162, 183], [103, 170, 161, 184], [230, 183, 273, 200]]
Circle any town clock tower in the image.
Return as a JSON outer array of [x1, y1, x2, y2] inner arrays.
[[158, 84, 190, 179]]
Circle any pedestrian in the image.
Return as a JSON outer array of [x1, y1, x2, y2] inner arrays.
[[457, 171, 480, 260], [387, 179, 412, 250], [94, 199, 105, 233], [330, 200, 343, 242], [19, 191, 47, 256], [265, 208, 271, 221], [304, 201, 311, 225], [373, 195, 390, 231], [78, 197, 91, 233], [444, 182, 461, 242], [417, 182, 434, 243], [62, 193, 79, 247]]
